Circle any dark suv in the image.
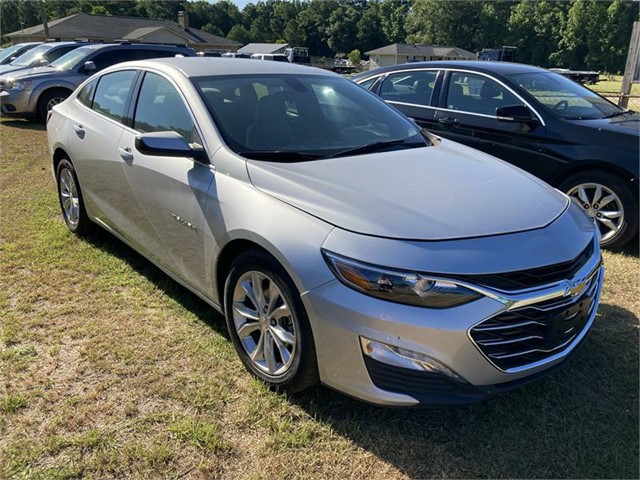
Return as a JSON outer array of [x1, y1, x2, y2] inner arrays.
[[0, 43, 195, 121]]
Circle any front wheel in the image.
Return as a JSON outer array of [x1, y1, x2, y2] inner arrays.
[[37, 89, 70, 122], [224, 250, 319, 393], [559, 171, 638, 249]]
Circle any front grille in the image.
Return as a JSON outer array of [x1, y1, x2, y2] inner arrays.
[[0, 81, 5, 92], [470, 268, 601, 371], [455, 241, 594, 291]]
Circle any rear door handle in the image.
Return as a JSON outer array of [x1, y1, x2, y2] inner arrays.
[[437, 117, 459, 126], [118, 146, 133, 162], [72, 124, 85, 138]]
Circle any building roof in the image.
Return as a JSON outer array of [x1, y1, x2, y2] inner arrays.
[[237, 43, 288, 55], [366, 43, 476, 59], [6, 13, 241, 47]]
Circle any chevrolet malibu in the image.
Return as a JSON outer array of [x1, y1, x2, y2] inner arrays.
[[47, 58, 603, 406]]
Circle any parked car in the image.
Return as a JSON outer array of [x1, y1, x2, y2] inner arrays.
[[0, 41, 88, 77], [250, 53, 289, 62], [0, 42, 195, 121], [47, 58, 603, 406], [221, 52, 251, 59], [354, 61, 639, 249], [0, 42, 41, 65]]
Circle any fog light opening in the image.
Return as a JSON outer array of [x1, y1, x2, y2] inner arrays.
[[360, 337, 465, 382]]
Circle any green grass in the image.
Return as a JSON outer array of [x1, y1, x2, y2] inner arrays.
[[588, 74, 640, 95], [0, 119, 638, 479]]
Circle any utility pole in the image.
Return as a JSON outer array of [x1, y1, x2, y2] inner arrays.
[[39, 0, 49, 40], [620, 21, 639, 109]]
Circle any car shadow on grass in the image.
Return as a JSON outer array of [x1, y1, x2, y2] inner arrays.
[[0, 119, 46, 131], [79, 230, 638, 478]]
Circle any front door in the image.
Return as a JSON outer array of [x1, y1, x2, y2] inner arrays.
[[433, 71, 549, 176], [116, 71, 214, 294]]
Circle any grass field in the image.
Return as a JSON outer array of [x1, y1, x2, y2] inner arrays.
[[588, 74, 640, 96], [0, 120, 638, 479]]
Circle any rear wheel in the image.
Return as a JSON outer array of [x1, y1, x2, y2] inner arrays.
[[37, 89, 70, 122], [56, 158, 92, 235], [224, 250, 319, 393], [559, 171, 638, 249]]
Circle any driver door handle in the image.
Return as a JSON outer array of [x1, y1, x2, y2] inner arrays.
[[118, 146, 133, 162], [437, 117, 459, 126]]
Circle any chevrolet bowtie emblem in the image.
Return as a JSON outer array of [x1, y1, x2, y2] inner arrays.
[[565, 279, 587, 298]]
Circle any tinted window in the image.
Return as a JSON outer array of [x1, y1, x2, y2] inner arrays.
[[44, 45, 79, 63], [446, 72, 523, 116], [92, 70, 137, 122], [358, 77, 377, 90], [77, 78, 98, 107], [91, 50, 140, 71], [380, 70, 438, 106], [133, 72, 194, 140], [193, 74, 426, 158]]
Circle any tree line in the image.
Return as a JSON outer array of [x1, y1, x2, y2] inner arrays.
[[1, 0, 638, 72]]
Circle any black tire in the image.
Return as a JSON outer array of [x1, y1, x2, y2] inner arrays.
[[224, 250, 319, 393], [558, 170, 638, 249], [37, 89, 70, 122], [55, 158, 93, 235]]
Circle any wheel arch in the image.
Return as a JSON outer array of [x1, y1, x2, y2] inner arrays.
[[550, 161, 637, 189]]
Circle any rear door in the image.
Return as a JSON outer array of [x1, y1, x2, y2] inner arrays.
[[116, 71, 214, 294], [66, 70, 138, 230], [432, 70, 549, 174], [374, 69, 441, 129]]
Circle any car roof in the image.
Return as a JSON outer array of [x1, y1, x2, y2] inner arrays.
[[116, 57, 337, 78], [358, 60, 548, 78]]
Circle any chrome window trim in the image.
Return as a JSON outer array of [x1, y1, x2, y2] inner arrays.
[[356, 67, 546, 127]]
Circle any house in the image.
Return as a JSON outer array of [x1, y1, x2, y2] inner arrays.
[[5, 11, 241, 52], [366, 43, 476, 69], [237, 43, 288, 56]]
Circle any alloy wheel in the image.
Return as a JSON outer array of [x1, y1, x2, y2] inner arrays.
[[567, 182, 624, 243], [232, 271, 297, 377], [47, 96, 65, 111], [59, 168, 80, 227]]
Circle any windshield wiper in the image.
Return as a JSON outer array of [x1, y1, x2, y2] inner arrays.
[[329, 139, 423, 159], [602, 110, 635, 119], [238, 150, 326, 162]]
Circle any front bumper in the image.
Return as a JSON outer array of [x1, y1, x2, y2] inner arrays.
[[0, 89, 35, 116], [302, 246, 603, 407]]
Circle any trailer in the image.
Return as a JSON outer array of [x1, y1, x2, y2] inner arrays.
[[549, 68, 600, 85]]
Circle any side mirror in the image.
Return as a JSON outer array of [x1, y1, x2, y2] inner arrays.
[[135, 131, 208, 162], [9, 56, 17, 62], [37, 58, 49, 67], [496, 105, 539, 124], [82, 61, 96, 73]]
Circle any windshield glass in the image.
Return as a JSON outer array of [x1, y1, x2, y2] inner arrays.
[[50, 46, 91, 70], [0, 44, 32, 64], [10, 44, 52, 66], [193, 74, 427, 160], [509, 71, 622, 120]]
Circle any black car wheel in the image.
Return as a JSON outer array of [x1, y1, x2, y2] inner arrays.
[[559, 171, 638, 249], [224, 250, 319, 393], [37, 89, 70, 122]]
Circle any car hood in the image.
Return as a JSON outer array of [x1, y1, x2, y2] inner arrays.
[[0, 64, 32, 76], [0, 66, 60, 81], [246, 139, 569, 240], [573, 112, 640, 134]]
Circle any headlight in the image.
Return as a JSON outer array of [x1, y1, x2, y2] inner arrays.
[[6, 79, 31, 90], [322, 250, 482, 308]]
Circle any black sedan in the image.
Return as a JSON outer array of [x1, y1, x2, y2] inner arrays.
[[354, 61, 639, 249]]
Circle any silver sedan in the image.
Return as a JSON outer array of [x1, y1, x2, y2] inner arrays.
[[47, 58, 603, 406]]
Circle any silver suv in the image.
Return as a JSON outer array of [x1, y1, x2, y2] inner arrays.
[[0, 42, 195, 121]]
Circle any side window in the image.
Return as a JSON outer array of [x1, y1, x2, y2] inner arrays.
[[358, 77, 377, 90], [91, 70, 137, 122], [44, 46, 77, 63], [90, 50, 140, 71], [446, 72, 523, 116], [134, 49, 181, 60], [133, 72, 194, 140], [77, 78, 98, 107], [379, 71, 438, 106]]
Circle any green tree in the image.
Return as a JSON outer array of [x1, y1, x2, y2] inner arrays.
[[379, 0, 410, 44], [227, 24, 252, 45], [601, 0, 640, 73], [347, 48, 361, 65]]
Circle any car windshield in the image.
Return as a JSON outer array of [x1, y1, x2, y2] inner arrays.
[[10, 44, 53, 66], [508, 71, 622, 120], [192, 74, 427, 160], [0, 44, 31, 64], [50, 46, 92, 71]]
